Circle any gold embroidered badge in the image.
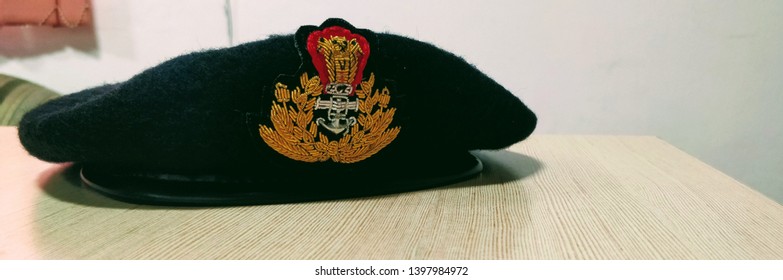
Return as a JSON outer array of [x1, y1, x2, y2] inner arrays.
[[259, 26, 400, 163]]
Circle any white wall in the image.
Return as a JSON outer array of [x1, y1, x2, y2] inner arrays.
[[0, 0, 230, 93], [1, 0, 781, 203]]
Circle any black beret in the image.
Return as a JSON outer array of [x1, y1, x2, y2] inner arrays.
[[19, 18, 537, 206]]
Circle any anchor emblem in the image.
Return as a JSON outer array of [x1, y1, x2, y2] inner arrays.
[[315, 83, 358, 135]]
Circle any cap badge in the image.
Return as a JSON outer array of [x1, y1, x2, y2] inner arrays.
[[259, 25, 400, 163]]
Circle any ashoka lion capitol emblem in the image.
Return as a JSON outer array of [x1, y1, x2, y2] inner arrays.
[[259, 25, 400, 163]]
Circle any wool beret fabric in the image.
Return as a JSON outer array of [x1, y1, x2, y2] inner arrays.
[[18, 18, 537, 205]]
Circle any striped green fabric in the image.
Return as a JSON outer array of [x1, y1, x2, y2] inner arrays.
[[0, 74, 60, 126]]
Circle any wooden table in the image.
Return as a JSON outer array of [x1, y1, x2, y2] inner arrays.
[[1, 127, 781, 259]]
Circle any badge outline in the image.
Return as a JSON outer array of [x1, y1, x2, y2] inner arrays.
[[258, 23, 400, 163]]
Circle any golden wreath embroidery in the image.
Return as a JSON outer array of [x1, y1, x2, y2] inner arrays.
[[259, 26, 400, 163], [259, 73, 399, 163]]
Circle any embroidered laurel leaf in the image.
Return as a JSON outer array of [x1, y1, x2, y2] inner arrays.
[[352, 131, 364, 142], [274, 83, 290, 102], [379, 127, 400, 146], [307, 148, 321, 156], [299, 73, 309, 91], [357, 74, 373, 99], [292, 127, 306, 140], [300, 143, 315, 150], [303, 110, 313, 126], [300, 73, 322, 97], [363, 133, 379, 143], [326, 141, 339, 156], [361, 73, 375, 93], [367, 110, 384, 133], [259, 126, 273, 137], [282, 130, 299, 143], [260, 125, 319, 162], [302, 130, 314, 142], [269, 103, 289, 132], [357, 114, 367, 127], [378, 108, 396, 130], [290, 88, 300, 108], [308, 147, 329, 162], [296, 111, 310, 128], [287, 107, 298, 121], [351, 123, 359, 134], [319, 132, 330, 144], [339, 134, 351, 145], [296, 89, 310, 107], [364, 91, 378, 111], [309, 123, 318, 137], [309, 78, 321, 93], [304, 98, 316, 112], [357, 100, 367, 113], [364, 115, 375, 130]]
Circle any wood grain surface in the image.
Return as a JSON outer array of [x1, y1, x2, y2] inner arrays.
[[1, 127, 781, 259]]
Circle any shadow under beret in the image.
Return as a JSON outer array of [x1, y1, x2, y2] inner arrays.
[[18, 18, 537, 205]]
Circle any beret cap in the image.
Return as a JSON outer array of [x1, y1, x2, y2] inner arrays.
[[19, 18, 537, 205]]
